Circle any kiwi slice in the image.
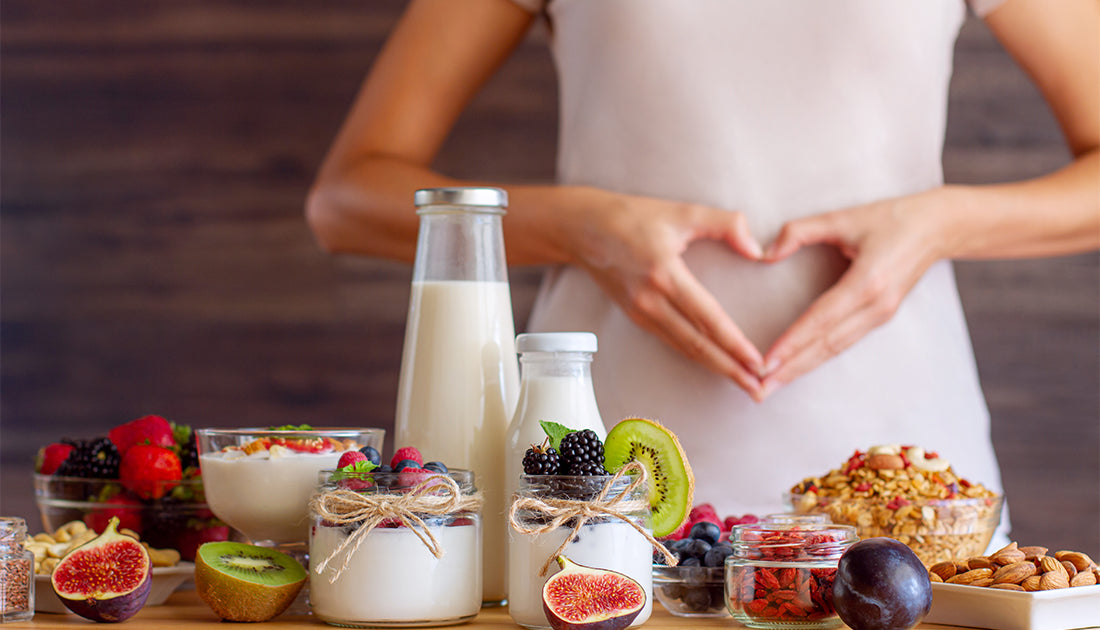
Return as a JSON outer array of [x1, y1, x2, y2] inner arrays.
[[194, 541, 307, 622], [603, 417, 695, 538]]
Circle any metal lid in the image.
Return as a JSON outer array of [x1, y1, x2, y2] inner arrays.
[[414, 187, 508, 208], [516, 332, 598, 353]]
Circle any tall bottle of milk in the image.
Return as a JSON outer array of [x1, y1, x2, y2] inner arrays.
[[504, 333, 607, 505], [395, 187, 519, 606]]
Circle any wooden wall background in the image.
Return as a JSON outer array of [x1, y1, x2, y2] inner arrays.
[[2, 2, 1097, 556]]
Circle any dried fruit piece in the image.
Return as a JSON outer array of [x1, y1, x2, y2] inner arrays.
[[50, 516, 152, 622], [195, 541, 306, 622], [542, 556, 646, 630]]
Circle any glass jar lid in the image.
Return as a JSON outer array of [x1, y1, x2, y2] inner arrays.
[[414, 187, 507, 209]]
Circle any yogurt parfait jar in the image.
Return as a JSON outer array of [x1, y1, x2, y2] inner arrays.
[[309, 469, 482, 627], [725, 523, 857, 629], [507, 474, 654, 629]]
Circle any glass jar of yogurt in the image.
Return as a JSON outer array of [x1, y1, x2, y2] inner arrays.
[[508, 475, 654, 629], [309, 469, 483, 627], [725, 523, 857, 629]]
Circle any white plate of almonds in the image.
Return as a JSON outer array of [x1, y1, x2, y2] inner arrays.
[[925, 544, 1100, 630]]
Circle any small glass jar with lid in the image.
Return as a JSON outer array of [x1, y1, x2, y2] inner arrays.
[[725, 523, 857, 629], [0, 517, 35, 623], [308, 469, 482, 627], [762, 513, 831, 526], [508, 474, 653, 630]]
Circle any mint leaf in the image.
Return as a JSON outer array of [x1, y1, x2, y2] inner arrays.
[[330, 459, 377, 482], [268, 424, 314, 431], [540, 420, 575, 452]]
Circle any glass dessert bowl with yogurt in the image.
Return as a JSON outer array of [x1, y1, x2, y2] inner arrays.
[[195, 427, 384, 548]]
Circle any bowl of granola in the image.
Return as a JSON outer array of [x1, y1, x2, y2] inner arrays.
[[785, 445, 1002, 566]]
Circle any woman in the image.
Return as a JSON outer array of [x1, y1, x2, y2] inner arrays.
[[306, 0, 1098, 522]]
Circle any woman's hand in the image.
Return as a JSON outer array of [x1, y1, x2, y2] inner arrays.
[[561, 189, 767, 397], [757, 189, 951, 399]]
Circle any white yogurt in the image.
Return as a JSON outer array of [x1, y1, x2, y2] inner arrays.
[[508, 520, 653, 629], [309, 522, 481, 626], [201, 448, 343, 543]]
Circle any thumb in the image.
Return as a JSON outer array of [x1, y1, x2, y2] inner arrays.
[[762, 214, 838, 262], [693, 208, 763, 260]]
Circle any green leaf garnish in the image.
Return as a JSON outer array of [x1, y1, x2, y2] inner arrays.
[[329, 459, 377, 482], [268, 424, 314, 431], [540, 420, 576, 452]]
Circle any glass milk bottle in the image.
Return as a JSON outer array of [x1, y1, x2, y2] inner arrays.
[[395, 187, 519, 606], [505, 332, 607, 509]]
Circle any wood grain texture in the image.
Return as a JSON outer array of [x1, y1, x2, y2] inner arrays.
[[1, 2, 1096, 556]]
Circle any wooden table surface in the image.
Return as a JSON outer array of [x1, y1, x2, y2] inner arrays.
[[13, 588, 967, 629]]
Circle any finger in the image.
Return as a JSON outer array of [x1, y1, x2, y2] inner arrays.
[[629, 287, 763, 398], [688, 205, 763, 260], [763, 213, 847, 262], [661, 257, 766, 375]]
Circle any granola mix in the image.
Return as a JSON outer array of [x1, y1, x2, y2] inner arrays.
[[788, 445, 1001, 566]]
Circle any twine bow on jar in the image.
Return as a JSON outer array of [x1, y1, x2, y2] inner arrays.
[[507, 461, 678, 576], [310, 475, 483, 583]]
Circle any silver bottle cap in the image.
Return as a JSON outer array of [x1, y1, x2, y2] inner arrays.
[[414, 187, 508, 209]]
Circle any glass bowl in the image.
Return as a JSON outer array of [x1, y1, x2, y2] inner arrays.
[[34, 474, 226, 561], [652, 565, 729, 617], [786, 492, 1003, 566]]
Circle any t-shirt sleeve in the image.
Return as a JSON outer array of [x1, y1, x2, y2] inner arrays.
[[967, 0, 1007, 17], [506, 0, 545, 13]]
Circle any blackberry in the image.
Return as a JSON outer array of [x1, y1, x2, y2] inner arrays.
[[55, 439, 93, 477], [559, 429, 604, 473], [86, 438, 121, 479], [180, 432, 200, 471], [568, 460, 607, 476], [522, 442, 561, 475]]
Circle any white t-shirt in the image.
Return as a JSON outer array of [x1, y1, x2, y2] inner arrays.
[[509, 0, 1009, 530]]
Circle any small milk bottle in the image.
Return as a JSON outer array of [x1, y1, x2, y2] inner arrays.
[[505, 332, 607, 503], [394, 187, 520, 606]]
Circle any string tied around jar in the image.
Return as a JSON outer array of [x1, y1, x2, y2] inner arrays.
[[507, 461, 678, 576], [310, 474, 483, 583]]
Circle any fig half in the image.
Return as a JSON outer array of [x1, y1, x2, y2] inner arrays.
[[542, 556, 646, 630], [51, 516, 152, 622]]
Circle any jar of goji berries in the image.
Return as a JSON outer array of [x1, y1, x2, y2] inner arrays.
[[725, 523, 857, 629]]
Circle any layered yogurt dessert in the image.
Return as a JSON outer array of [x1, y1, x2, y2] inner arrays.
[[198, 430, 378, 544]]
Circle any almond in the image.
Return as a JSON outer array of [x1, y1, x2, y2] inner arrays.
[[991, 583, 1025, 591], [947, 568, 993, 585], [968, 556, 995, 571], [1039, 555, 1067, 575], [1061, 560, 1078, 578], [1071, 571, 1097, 587], [866, 453, 905, 470], [992, 561, 1037, 585], [991, 548, 1026, 566], [971, 577, 995, 587], [929, 572, 943, 583], [1019, 545, 1048, 560], [1022, 575, 1042, 591], [1055, 551, 1095, 572], [1039, 571, 1069, 590], [929, 561, 957, 581]]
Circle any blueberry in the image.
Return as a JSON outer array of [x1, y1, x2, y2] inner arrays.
[[376, 464, 393, 473], [660, 583, 686, 600], [685, 539, 711, 559], [393, 459, 420, 472], [680, 556, 701, 567], [682, 586, 712, 611], [688, 521, 721, 545], [704, 543, 733, 568], [423, 461, 448, 473], [669, 538, 693, 555], [358, 446, 381, 466]]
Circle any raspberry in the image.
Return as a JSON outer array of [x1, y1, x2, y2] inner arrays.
[[338, 450, 367, 469], [398, 467, 442, 490], [522, 442, 561, 475], [559, 429, 604, 474], [390, 446, 423, 469]]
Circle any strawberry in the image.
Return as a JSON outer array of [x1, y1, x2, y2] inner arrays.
[[109, 415, 176, 455], [337, 451, 367, 469], [120, 444, 181, 500], [84, 493, 144, 535], [174, 524, 229, 562], [36, 443, 75, 475], [390, 446, 423, 469]]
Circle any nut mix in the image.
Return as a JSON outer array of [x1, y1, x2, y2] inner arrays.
[[26, 520, 180, 576], [788, 445, 1001, 566], [928, 543, 1099, 591]]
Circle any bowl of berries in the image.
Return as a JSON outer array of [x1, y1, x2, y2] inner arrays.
[[652, 503, 761, 617], [34, 415, 229, 561]]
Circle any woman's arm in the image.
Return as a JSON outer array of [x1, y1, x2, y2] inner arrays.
[[756, 0, 1099, 398], [307, 0, 768, 394]]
